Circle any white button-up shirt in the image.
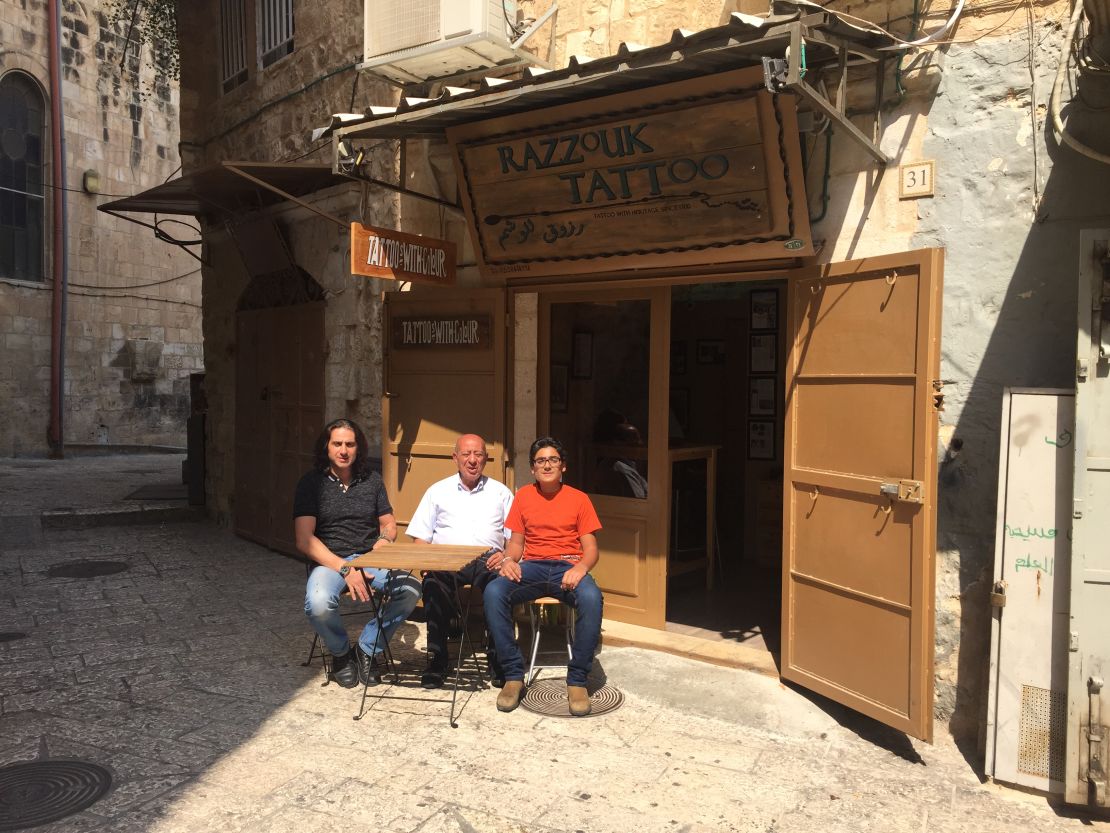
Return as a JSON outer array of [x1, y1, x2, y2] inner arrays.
[[406, 473, 514, 551]]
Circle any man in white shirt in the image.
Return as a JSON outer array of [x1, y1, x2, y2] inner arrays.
[[407, 433, 514, 689]]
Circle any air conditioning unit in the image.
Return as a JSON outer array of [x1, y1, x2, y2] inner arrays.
[[362, 0, 522, 84]]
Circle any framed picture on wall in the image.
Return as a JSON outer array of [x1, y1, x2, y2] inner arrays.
[[572, 331, 593, 379], [749, 377, 775, 416], [748, 420, 775, 460], [551, 364, 568, 413], [750, 334, 776, 373], [696, 339, 725, 365], [750, 289, 778, 330]]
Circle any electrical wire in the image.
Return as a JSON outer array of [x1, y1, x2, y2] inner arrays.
[[67, 267, 201, 290], [1050, 0, 1110, 165]]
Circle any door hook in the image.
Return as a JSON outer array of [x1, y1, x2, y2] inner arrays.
[[810, 282, 823, 295], [886, 271, 898, 287], [810, 486, 820, 500]]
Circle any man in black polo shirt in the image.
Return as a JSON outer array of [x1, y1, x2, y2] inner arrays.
[[295, 418, 421, 688]]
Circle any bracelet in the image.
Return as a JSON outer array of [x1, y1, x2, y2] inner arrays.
[[376, 535, 392, 543]]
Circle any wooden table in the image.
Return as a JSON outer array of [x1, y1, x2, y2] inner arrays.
[[347, 543, 488, 573], [347, 543, 491, 726]]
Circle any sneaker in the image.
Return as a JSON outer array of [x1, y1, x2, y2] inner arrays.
[[356, 646, 382, 687], [421, 655, 447, 689], [329, 648, 359, 689], [567, 685, 591, 717], [496, 680, 525, 712]]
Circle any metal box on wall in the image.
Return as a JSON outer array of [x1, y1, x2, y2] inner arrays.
[[986, 388, 1075, 794]]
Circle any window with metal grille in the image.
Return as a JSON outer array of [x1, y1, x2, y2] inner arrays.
[[259, 0, 294, 68], [220, 0, 248, 93], [0, 72, 46, 283]]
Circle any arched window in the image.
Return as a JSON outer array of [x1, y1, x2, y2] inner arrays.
[[0, 72, 46, 282]]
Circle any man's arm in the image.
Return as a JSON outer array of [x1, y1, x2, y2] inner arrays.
[[560, 532, 599, 590], [295, 515, 371, 602], [371, 513, 397, 550], [496, 531, 525, 582]]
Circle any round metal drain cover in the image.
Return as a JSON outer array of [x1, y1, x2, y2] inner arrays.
[[520, 679, 624, 718], [0, 633, 28, 643], [0, 759, 112, 830], [46, 561, 129, 579]]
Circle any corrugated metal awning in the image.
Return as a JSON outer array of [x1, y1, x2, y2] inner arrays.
[[97, 162, 350, 219], [324, 3, 895, 143]]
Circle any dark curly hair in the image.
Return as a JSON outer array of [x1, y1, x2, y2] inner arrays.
[[313, 418, 372, 480], [529, 436, 567, 465]]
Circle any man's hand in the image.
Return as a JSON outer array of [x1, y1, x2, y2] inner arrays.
[[485, 549, 508, 571], [344, 568, 371, 603], [371, 537, 391, 552], [561, 565, 588, 591], [499, 558, 522, 582]]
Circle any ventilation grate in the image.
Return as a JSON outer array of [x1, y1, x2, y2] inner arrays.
[[1018, 684, 1066, 781], [367, 0, 441, 57]]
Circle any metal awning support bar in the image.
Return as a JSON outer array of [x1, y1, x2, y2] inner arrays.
[[224, 163, 348, 229], [512, 2, 559, 51], [781, 22, 890, 165], [99, 208, 206, 264]]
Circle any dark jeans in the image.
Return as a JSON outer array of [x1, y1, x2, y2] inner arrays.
[[483, 559, 604, 687], [422, 554, 500, 672]]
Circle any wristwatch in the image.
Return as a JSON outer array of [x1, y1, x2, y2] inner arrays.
[[339, 565, 351, 578]]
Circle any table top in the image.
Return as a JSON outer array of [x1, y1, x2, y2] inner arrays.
[[347, 543, 489, 572]]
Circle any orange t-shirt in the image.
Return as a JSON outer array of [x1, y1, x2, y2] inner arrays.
[[505, 483, 602, 562]]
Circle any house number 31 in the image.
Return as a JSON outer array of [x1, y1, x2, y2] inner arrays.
[[899, 161, 935, 199]]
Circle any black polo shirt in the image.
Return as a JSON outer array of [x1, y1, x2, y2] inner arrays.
[[293, 469, 393, 556]]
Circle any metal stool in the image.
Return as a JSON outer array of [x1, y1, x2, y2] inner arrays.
[[525, 596, 575, 684]]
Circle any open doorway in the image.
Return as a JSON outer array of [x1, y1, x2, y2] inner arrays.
[[665, 280, 787, 659]]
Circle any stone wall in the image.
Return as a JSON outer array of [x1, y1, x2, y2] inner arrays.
[[0, 0, 202, 456]]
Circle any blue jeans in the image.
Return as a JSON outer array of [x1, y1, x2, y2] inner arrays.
[[304, 557, 422, 658], [483, 559, 603, 687]]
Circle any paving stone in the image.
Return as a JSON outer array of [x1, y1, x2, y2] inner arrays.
[[1, 456, 1109, 833]]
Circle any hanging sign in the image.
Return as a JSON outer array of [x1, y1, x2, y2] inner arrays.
[[350, 222, 457, 286], [447, 66, 812, 279]]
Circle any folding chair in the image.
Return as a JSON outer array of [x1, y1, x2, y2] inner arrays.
[[525, 596, 575, 684]]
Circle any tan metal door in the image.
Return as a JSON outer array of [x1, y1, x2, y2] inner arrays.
[[235, 302, 325, 554], [382, 289, 507, 533], [781, 249, 943, 741], [539, 287, 669, 629]]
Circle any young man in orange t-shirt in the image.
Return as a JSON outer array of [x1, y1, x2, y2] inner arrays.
[[482, 436, 604, 716]]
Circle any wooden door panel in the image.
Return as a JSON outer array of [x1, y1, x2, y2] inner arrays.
[[794, 382, 917, 477], [794, 270, 921, 375], [791, 578, 912, 714], [383, 290, 506, 527], [791, 485, 914, 605], [782, 249, 942, 742]]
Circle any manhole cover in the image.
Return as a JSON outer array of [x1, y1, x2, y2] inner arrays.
[[0, 759, 112, 830], [46, 561, 130, 579], [0, 633, 28, 643], [520, 679, 624, 718]]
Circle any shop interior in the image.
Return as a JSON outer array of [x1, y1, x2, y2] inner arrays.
[[546, 280, 787, 660]]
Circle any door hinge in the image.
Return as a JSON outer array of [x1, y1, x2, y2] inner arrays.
[[879, 479, 924, 504], [1079, 358, 1089, 382], [990, 580, 1007, 609], [1071, 630, 1080, 652]]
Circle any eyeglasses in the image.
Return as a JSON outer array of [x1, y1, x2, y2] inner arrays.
[[532, 456, 562, 467]]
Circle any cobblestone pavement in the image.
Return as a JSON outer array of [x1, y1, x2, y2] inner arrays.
[[0, 456, 1107, 832]]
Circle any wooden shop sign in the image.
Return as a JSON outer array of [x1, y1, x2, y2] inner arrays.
[[447, 66, 812, 279], [350, 222, 456, 286], [391, 315, 491, 350]]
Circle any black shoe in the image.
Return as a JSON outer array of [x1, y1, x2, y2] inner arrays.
[[421, 654, 447, 689], [330, 648, 359, 688], [356, 646, 382, 687]]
